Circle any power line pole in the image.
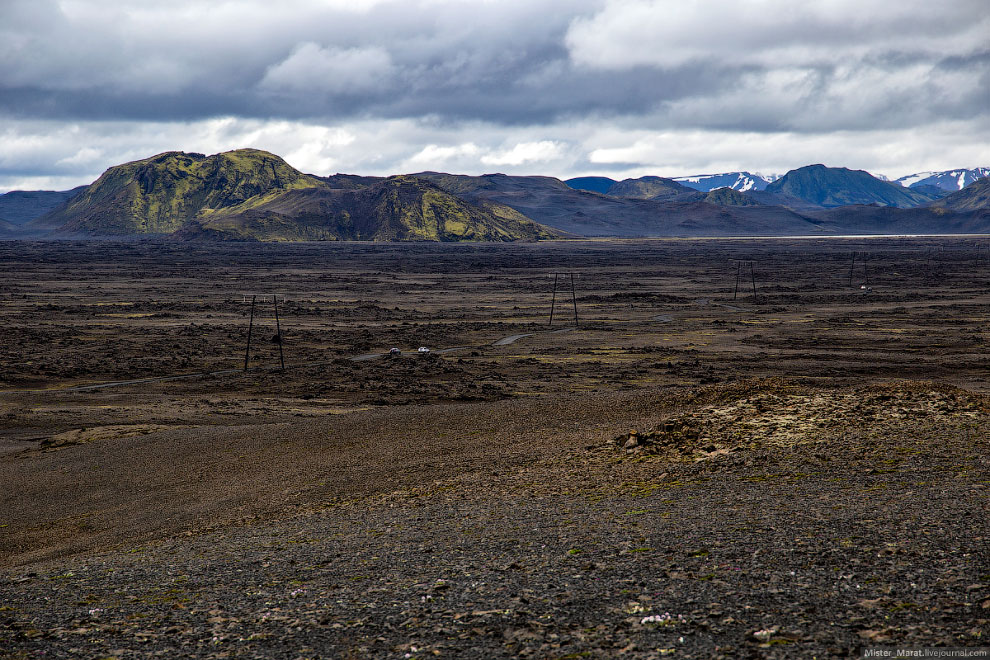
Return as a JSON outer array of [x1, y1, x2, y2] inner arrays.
[[549, 272, 558, 326], [750, 261, 758, 302], [570, 272, 579, 327], [733, 261, 741, 301], [244, 295, 256, 371], [273, 295, 285, 370]]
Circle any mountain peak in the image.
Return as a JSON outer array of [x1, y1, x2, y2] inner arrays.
[[605, 176, 693, 200], [766, 164, 937, 208], [673, 171, 776, 192]]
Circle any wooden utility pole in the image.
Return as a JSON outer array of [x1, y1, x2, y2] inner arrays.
[[244, 295, 256, 371], [273, 295, 285, 370], [549, 272, 578, 327], [549, 273, 559, 326], [750, 261, 758, 302], [733, 261, 741, 301], [570, 273, 579, 327]]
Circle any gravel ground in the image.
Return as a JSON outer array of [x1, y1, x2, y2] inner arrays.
[[3, 381, 988, 659]]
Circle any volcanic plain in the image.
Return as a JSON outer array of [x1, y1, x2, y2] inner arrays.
[[1, 238, 988, 659]]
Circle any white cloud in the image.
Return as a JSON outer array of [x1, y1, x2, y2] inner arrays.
[[3, 115, 990, 195], [260, 43, 395, 94], [55, 147, 103, 167], [481, 141, 564, 166], [566, 0, 990, 71], [402, 144, 483, 171], [1, 1, 988, 192], [584, 122, 990, 180]]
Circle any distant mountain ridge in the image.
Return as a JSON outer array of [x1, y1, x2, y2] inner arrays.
[[10, 152, 990, 240], [673, 172, 778, 192], [565, 172, 777, 195], [604, 176, 694, 200], [563, 176, 616, 194], [929, 177, 990, 213], [0, 187, 86, 225], [895, 168, 990, 191], [415, 171, 821, 236], [765, 164, 939, 209]]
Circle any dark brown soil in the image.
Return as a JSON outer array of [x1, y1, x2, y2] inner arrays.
[[1, 238, 989, 658]]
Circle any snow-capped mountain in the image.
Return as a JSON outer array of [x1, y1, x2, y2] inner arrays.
[[672, 171, 779, 192], [895, 168, 990, 191]]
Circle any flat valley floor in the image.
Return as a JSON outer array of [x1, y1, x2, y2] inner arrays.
[[1, 238, 988, 658]]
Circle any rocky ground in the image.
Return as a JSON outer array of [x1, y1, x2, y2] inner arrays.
[[2, 239, 989, 658]]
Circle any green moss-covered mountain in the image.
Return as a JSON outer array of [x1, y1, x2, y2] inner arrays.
[[180, 175, 560, 242], [765, 164, 939, 208], [32, 149, 323, 234], [30, 150, 558, 241]]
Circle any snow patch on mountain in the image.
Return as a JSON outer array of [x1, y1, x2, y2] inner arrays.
[[894, 168, 990, 191], [672, 171, 778, 192]]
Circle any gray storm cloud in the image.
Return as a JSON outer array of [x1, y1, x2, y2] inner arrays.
[[1, 0, 988, 190]]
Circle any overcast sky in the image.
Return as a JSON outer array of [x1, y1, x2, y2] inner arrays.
[[1, 0, 988, 192]]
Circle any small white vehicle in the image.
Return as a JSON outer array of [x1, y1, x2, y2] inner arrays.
[[417, 346, 430, 354], [389, 347, 401, 356]]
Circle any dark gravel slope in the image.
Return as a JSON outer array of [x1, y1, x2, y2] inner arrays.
[[3, 381, 988, 659]]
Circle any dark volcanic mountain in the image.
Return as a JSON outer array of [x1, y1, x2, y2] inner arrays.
[[414, 172, 822, 236], [766, 165, 939, 208], [564, 176, 616, 194], [804, 179, 990, 233], [808, 205, 990, 235], [604, 176, 694, 200], [929, 177, 990, 212], [0, 186, 86, 225], [702, 187, 761, 206], [0, 218, 20, 235]]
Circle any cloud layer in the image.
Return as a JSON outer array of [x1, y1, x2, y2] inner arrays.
[[1, 0, 988, 191]]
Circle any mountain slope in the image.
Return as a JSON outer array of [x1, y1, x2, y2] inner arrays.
[[896, 168, 990, 191], [766, 164, 937, 208], [605, 176, 694, 200], [564, 177, 616, 194], [0, 186, 86, 225], [0, 217, 20, 235], [179, 176, 561, 242], [807, 205, 990, 235], [31, 149, 324, 235], [929, 177, 990, 212], [673, 172, 776, 192], [703, 187, 761, 206], [413, 172, 822, 236]]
